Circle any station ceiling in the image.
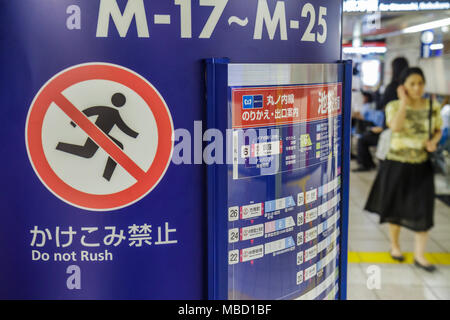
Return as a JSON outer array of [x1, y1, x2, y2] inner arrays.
[[343, 10, 450, 42]]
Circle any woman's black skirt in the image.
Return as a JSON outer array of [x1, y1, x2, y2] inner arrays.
[[364, 159, 435, 232]]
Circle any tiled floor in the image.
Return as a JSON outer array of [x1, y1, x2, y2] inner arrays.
[[347, 160, 450, 300]]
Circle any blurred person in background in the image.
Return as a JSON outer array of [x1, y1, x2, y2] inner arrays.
[[364, 67, 443, 272], [440, 96, 450, 148], [352, 91, 376, 133], [439, 96, 450, 190], [352, 92, 385, 172]]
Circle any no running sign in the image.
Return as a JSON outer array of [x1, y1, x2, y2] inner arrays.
[[25, 63, 174, 211]]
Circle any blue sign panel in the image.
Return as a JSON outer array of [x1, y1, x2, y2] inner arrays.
[[206, 63, 352, 300], [344, 0, 450, 12], [0, 0, 343, 299]]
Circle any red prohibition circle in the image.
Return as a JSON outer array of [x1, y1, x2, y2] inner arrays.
[[25, 63, 174, 211]]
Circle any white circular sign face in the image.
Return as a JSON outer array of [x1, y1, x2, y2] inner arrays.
[[26, 63, 174, 211], [42, 79, 159, 195], [421, 30, 434, 44]]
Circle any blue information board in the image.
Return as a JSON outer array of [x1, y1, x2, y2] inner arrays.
[[206, 62, 352, 300], [0, 0, 343, 299]]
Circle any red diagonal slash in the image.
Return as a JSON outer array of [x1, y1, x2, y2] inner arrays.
[[53, 93, 146, 181]]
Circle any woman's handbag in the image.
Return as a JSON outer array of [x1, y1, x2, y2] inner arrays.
[[428, 97, 447, 174], [375, 128, 391, 160]]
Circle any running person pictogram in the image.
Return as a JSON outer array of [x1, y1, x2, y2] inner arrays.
[[56, 92, 139, 181]]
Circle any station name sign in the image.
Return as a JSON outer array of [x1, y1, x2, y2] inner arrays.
[[344, 0, 450, 12]]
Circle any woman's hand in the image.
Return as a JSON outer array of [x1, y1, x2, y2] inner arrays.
[[352, 111, 363, 120], [389, 87, 409, 132], [371, 126, 383, 134], [425, 140, 438, 153], [397, 85, 411, 106]]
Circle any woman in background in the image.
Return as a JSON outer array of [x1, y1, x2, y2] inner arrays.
[[365, 67, 442, 272]]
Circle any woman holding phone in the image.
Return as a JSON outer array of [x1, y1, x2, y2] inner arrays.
[[364, 67, 442, 272]]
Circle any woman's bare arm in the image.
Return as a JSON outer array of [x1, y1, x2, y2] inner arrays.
[[388, 86, 410, 132]]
